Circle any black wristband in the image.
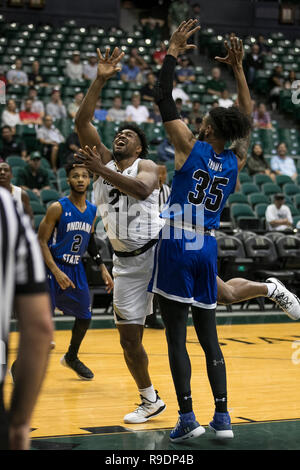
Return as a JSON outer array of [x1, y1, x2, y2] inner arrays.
[[87, 233, 104, 266]]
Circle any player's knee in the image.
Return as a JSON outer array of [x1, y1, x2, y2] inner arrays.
[[120, 335, 142, 353], [217, 285, 235, 305]]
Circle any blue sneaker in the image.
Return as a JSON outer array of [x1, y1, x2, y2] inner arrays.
[[170, 411, 205, 443], [209, 411, 234, 438]]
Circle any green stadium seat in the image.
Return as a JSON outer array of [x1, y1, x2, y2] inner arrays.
[[283, 183, 300, 197], [262, 182, 281, 196], [228, 193, 248, 205], [231, 203, 256, 226], [241, 183, 260, 196], [30, 201, 46, 215], [286, 203, 299, 216], [276, 174, 293, 187], [34, 214, 44, 230], [40, 189, 60, 205], [239, 173, 252, 184], [255, 203, 268, 219], [6, 156, 27, 168], [253, 174, 273, 186], [57, 178, 69, 193], [26, 189, 41, 203], [294, 193, 300, 210], [248, 193, 270, 207]]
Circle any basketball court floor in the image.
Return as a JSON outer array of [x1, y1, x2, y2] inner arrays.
[[4, 306, 300, 451]]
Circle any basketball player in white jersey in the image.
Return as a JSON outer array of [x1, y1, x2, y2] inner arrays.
[[0, 162, 33, 219], [75, 47, 166, 423]]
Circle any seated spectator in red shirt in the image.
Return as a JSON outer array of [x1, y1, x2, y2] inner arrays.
[[252, 103, 272, 129], [19, 99, 42, 125], [153, 41, 168, 66]]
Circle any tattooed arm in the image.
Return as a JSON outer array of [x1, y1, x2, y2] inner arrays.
[[229, 133, 251, 172]]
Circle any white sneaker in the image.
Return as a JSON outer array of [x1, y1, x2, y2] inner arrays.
[[266, 277, 300, 320], [124, 391, 166, 424]]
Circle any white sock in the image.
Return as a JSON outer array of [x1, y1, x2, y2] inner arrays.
[[139, 385, 157, 402], [264, 282, 276, 297]]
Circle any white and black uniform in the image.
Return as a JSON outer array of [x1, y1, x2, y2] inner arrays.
[[0, 187, 47, 448], [93, 158, 163, 325], [11, 184, 23, 213]]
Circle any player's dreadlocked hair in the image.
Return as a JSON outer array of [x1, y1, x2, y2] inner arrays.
[[115, 122, 149, 158], [207, 106, 252, 142]]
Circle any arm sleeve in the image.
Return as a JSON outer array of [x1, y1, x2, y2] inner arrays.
[[154, 54, 180, 122]]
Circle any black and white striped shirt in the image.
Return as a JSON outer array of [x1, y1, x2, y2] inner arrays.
[[159, 183, 171, 212], [0, 187, 47, 383]]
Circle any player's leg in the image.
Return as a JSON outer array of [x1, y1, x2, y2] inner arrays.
[[157, 294, 205, 442], [217, 276, 300, 320], [114, 249, 166, 423], [191, 305, 233, 438]]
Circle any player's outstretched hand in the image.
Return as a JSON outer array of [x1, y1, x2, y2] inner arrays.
[[100, 264, 114, 294], [168, 19, 200, 55], [96, 46, 125, 81], [75, 145, 104, 175], [215, 34, 244, 68], [55, 270, 75, 290]]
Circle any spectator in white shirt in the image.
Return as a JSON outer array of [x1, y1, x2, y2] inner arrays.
[[46, 88, 67, 120], [125, 92, 150, 124], [218, 89, 234, 108], [64, 51, 83, 81], [107, 95, 126, 122], [265, 193, 293, 232], [1, 99, 21, 131], [172, 79, 190, 105], [270, 142, 298, 181], [83, 53, 98, 81], [68, 91, 84, 119], [36, 115, 65, 171], [6, 59, 28, 86]]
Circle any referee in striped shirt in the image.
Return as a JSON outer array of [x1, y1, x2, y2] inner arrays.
[[0, 187, 53, 450]]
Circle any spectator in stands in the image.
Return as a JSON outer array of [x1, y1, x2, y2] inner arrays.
[[270, 142, 298, 181], [176, 55, 196, 84], [125, 92, 150, 124], [19, 98, 42, 125], [218, 89, 234, 108], [252, 102, 272, 129], [0, 125, 27, 160], [94, 98, 108, 121], [64, 51, 83, 81], [175, 98, 189, 124], [257, 35, 271, 55], [153, 41, 168, 66], [0, 66, 7, 86], [121, 57, 142, 84], [106, 95, 126, 122], [16, 151, 50, 197], [46, 88, 67, 120], [83, 53, 98, 81], [140, 16, 164, 44], [172, 78, 190, 105], [64, 126, 81, 164], [157, 134, 175, 162], [23, 86, 45, 119], [265, 193, 293, 232], [28, 60, 48, 88], [247, 143, 276, 181], [68, 91, 84, 119], [130, 48, 149, 73], [6, 59, 28, 87], [244, 43, 264, 87], [36, 115, 65, 171], [168, 0, 190, 35], [206, 67, 227, 96], [269, 65, 284, 110], [188, 99, 202, 128], [1, 99, 21, 130], [140, 71, 156, 102], [284, 70, 297, 90], [149, 102, 162, 124]]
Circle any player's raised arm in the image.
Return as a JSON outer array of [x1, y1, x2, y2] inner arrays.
[[154, 20, 200, 170], [75, 47, 124, 165], [215, 35, 253, 171]]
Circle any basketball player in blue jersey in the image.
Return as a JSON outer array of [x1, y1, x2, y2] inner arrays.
[[37, 161, 113, 380], [147, 20, 254, 442]]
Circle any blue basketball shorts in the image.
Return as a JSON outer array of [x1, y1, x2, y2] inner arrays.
[[148, 226, 218, 309], [47, 261, 92, 319]]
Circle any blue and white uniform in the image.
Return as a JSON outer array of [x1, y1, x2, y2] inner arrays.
[[47, 197, 96, 319], [149, 140, 238, 308]]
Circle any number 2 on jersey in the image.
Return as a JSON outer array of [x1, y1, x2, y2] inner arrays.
[[188, 169, 229, 212]]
